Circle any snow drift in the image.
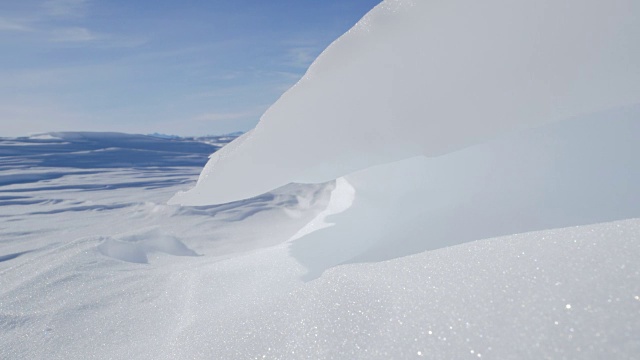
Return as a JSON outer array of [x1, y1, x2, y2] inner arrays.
[[3, 1, 640, 358], [291, 106, 640, 280], [170, 0, 640, 206], [2, 130, 639, 359]]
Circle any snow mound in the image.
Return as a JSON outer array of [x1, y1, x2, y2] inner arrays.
[[97, 229, 199, 263], [289, 177, 355, 242], [1, 117, 639, 358], [3, 1, 639, 358], [171, 0, 640, 205], [289, 106, 640, 279]]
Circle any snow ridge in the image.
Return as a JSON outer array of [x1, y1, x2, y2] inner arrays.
[[171, 0, 640, 206]]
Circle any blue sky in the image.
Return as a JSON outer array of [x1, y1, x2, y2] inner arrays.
[[1, 0, 381, 137]]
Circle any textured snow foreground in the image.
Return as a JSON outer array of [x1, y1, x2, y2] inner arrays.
[[1, 136, 639, 360], [2, 2, 640, 360]]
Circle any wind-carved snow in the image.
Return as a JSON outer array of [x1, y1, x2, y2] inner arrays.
[[290, 106, 640, 280], [98, 229, 199, 264], [170, 0, 640, 206], [288, 177, 355, 242], [2, 1, 640, 359]]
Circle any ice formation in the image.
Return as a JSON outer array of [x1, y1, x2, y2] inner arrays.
[[1, 131, 639, 358], [170, 0, 640, 205], [291, 106, 640, 279], [3, 0, 640, 358]]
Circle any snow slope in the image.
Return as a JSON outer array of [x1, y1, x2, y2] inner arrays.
[[2, 0, 640, 358], [0, 139, 638, 358], [171, 0, 640, 205], [291, 106, 640, 280]]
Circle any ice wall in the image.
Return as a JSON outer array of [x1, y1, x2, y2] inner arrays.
[[170, 0, 640, 206]]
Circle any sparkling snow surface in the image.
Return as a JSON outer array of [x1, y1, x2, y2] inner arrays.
[[3, 0, 640, 358], [1, 129, 639, 359]]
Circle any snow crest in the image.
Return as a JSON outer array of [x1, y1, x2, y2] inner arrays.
[[2, 0, 640, 352], [170, 0, 640, 206]]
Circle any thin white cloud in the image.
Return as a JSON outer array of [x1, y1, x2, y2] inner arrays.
[[41, 0, 129, 46], [50, 27, 98, 42], [0, 62, 124, 90], [93, 35, 148, 49], [0, 1, 138, 47], [286, 46, 319, 69], [273, 71, 304, 81], [43, 0, 88, 18], [0, 18, 34, 32], [48, 28, 148, 47]]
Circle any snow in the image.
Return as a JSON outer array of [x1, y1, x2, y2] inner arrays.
[[2, 0, 640, 358], [97, 229, 199, 264], [1, 145, 639, 358], [171, 0, 640, 206], [289, 177, 355, 242], [1, 121, 638, 360]]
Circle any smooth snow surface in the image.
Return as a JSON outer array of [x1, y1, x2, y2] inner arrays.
[[171, 0, 640, 205], [287, 105, 640, 280]]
